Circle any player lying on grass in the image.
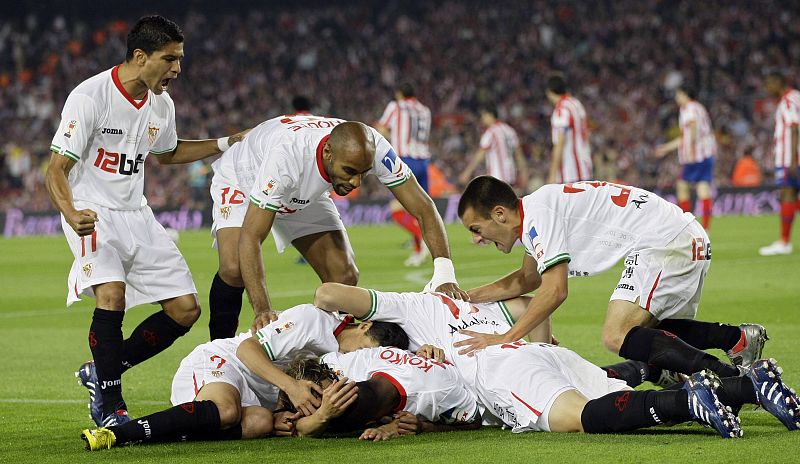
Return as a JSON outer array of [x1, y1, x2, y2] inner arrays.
[[269, 347, 481, 440], [313, 283, 800, 438], [80, 304, 408, 450]]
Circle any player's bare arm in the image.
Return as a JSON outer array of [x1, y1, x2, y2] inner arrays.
[[514, 146, 529, 189], [458, 148, 488, 185], [654, 138, 680, 158], [154, 128, 251, 165], [791, 125, 799, 181], [548, 132, 566, 183], [236, 337, 322, 416], [44, 152, 97, 236], [294, 378, 359, 437], [455, 261, 567, 356], [239, 203, 279, 330], [391, 178, 468, 300], [467, 254, 541, 303], [313, 283, 373, 318]]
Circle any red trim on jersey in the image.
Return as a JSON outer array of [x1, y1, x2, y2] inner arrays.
[[518, 199, 525, 241], [333, 315, 354, 337], [74, 282, 80, 298], [645, 271, 663, 311], [91, 230, 97, 253], [286, 111, 312, 116], [511, 391, 542, 417], [372, 372, 407, 412], [569, 108, 583, 180], [315, 135, 332, 183], [111, 65, 148, 110], [192, 372, 200, 395]]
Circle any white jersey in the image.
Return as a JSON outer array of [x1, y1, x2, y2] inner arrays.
[[321, 347, 478, 424], [358, 290, 515, 387], [550, 95, 592, 182], [214, 115, 411, 215], [50, 66, 178, 210], [378, 98, 432, 159], [519, 182, 694, 276], [202, 304, 351, 406], [479, 121, 520, 183], [678, 100, 716, 164], [773, 89, 800, 168]]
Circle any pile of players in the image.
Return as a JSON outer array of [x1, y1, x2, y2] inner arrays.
[[41, 16, 799, 450]]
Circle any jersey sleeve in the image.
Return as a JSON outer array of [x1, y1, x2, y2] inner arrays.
[[149, 95, 178, 155], [521, 205, 571, 274], [370, 129, 412, 188], [358, 289, 414, 323], [435, 388, 479, 425], [479, 130, 493, 150], [50, 92, 97, 162], [248, 144, 297, 212], [253, 305, 319, 361], [551, 107, 571, 130], [783, 100, 800, 127], [378, 101, 397, 128]]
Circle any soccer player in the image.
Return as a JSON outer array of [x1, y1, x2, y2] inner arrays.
[[45, 16, 248, 427], [655, 86, 717, 229], [79, 303, 408, 450], [207, 114, 465, 341], [459, 108, 528, 189], [312, 284, 800, 438], [545, 72, 592, 183], [759, 71, 800, 256], [376, 83, 434, 266], [454, 176, 768, 379]]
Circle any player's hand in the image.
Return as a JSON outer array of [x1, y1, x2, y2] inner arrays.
[[433, 282, 470, 301], [227, 128, 252, 146], [393, 411, 420, 435], [250, 310, 278, 333], [273, 411, 301, 437], [66, 209, 98, 236], [457, 172, 471, 186], [317, 377, 358, 421], [286, 380, 323, 417], [453, 329, 508, 356], [416, 344, 445, 362]]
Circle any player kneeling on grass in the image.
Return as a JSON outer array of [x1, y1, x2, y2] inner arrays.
[[272, 350, 480, 441], [80, 304, 408, 450]]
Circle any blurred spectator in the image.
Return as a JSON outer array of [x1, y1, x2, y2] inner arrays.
[[731, 152, 762, 187]]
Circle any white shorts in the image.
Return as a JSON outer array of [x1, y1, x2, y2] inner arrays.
[[62, 202, 196, 310], [475, 342, 629, 433], [170, 345, 262, 408], [610, 220, 711, 320]]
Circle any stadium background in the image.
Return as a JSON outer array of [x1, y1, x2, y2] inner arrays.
[[1, 1, 799, 461]]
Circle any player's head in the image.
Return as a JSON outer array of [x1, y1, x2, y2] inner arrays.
[[395, 82, 415, 100], [336, 320, 409, 353], [765, 71, 787, 97], [458, 175, 521, 253], [322, 122, 375, 196], [291, 95, 312, 113], [479, 107, 498, 126], [675, 86, 695, 105], [546, 72, 568, 103], [125, 15, 184, 94], [276, 358, 339, 412]]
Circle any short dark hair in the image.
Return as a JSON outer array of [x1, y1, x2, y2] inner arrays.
[[458, 175, 519, 219], [480, 106, 498, 118], [366, 322, 409, 350], [292, 95, 312, 112], [765, 70, 787, 85], [677, 85, 697, 100], [126, 15, 184, 61], [397, 82, 415, 98], [546, 72, 567, 95]]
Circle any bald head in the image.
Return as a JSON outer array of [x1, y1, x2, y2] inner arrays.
[[322, 121, 375, 195]]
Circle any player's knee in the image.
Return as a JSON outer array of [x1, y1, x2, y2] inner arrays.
[[94, 283, 126, 310], [240, 408, 274, 439], [602, 329, 625, 355], [215, 401, 242, 428], [324, 266, 358, 286], [167, 295, 201, 327], [218, 262, 244, 287]]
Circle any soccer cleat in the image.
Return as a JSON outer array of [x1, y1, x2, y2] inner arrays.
[[726, 324, 769, 369], [75, 361, 104, 426], [81, 427, 117, 451], [404, 243, 430, 267], [683, 370, 743, 438], [101, 408, 131, 427], [748, 358, 800, 431], [653, 369, 688, 389], [758, 241, 793, 256]]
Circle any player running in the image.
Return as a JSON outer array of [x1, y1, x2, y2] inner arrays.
[[655, 86, 717, 229], [459, 108, 528, 189], [46, 15, 248, 427], [207, 115, 466, 341], [455, 176, 768, 379], [376, 82, 434, 266], [545, 72, 592, 183], [759, 71, 800, 256], [80, 303, 408, 450]]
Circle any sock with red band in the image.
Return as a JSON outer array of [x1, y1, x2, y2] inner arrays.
[[581, 389, 690, 433], [121, 310, 189, 372]]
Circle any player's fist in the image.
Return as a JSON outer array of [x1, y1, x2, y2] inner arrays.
[[415, 344, 445, 362], [227, 128, 252, 146], [67, 209, 98, 236], [251, 310, 278, 333]]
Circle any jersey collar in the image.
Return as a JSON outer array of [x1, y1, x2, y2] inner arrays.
[[333, 314, 354, 337], [111, 65, 148, 110], [316, 135, 332, 183]]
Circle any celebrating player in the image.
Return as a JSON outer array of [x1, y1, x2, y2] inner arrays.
[[455, 176, 767, 379], [459, 108, 528, 189], [545, 72, 592, 183], [655, 86, 717, 229], [79, 303, 408, 450], [376, 82, 434, 266], [759, 71, 800, 256], [45, 15, 248, 427], [207, 114, 465, 341]]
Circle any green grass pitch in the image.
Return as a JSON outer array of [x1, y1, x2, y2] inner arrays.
[[0, 215, 798, 463]]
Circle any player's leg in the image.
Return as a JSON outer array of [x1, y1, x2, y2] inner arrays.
[[294, 230, 359, 284], [90, 281, 129, 421], [394, 157, 428, 267], [210, 227, 245, 340], [676, 178, 692, 213], [760, 167, 796, 255], [697, 180, 713, 229], [503, 296, 552, 342]]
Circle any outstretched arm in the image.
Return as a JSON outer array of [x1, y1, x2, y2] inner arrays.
[[547, 132, 566, 183], [313, 283, 373, 318], [239, 204, 279, 331], [155, 129, 249, 165], [458, 148, 488, 185], [467, 254, 541, 303]]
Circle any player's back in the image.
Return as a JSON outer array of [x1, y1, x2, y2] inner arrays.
[[678, 101, 716, 164], [380, 98, 432, 158], [774, 89, 800, 167]]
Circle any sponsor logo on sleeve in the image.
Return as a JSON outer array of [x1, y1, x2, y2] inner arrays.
[[274, 321, 295, 334], [63, 120, 78, 138], [381, 148, 399, 173], [262, 178, 277, 195], [528, 226, 538, 240]]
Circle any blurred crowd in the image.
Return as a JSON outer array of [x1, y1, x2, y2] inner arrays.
[[1, 0, 798, 211]]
